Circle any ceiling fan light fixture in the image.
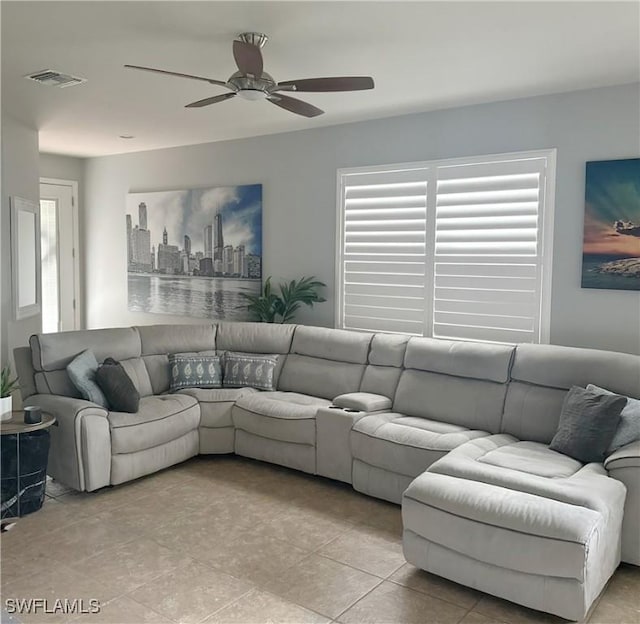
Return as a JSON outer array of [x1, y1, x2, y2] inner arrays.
[[237, 89, 267, 101]]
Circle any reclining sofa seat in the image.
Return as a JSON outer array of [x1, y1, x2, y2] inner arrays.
[[402, 343, 640, 621], [231, 325, 374, 474], [187, 322, 295, 454], [351, 337, 515, 503], [21, 326, 202, 491]]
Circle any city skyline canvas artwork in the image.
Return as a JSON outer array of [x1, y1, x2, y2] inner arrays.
[[126, 184, 262, 319], [581, 159, 640, 291]]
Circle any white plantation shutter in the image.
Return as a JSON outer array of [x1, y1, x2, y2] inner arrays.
[[433, 157, 549, 343], [339, 168, 428, 334], [337, 150, 555, 344]]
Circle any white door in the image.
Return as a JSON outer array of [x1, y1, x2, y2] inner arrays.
[[39, 180, 80, 332]]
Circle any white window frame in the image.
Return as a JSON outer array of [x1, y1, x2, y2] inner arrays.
[[336, 149, 556, 344]]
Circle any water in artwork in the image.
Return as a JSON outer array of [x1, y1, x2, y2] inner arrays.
[[128, 274, 261, 319]]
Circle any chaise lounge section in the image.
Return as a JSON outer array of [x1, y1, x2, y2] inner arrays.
[[13, 322, 640, 621]]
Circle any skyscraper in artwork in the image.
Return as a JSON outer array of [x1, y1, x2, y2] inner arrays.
[[204, 225, 213, 259], [214, 211, 224, 261], [139, 202, 148, 231], [184, 235, 191, 256], [126, 214, 133, 265]]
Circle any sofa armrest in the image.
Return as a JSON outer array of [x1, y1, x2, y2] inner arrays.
[[604, 441, 640, 470], [333, 392, 392, 413], [24, 394, 111, 492], [604, 440, 640, 566]]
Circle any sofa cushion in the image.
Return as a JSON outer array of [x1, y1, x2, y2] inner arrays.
[[278, 354, 365, 400], [404, 337, 515, 383], [119, 358, 153, 397], [587, 383, 640, 453], [137, 324, 216, 356], [289, 325, 373, 364], [109, 394, 200, 454], [549, 386, 625, 464], [502, 344, 640, 444], [67, 350, 108, 408], [30, 328, 141, 372], [216, 322, 295, 354], [169, 353, 222, 392], [368, 333, 410, 367], [427, 435, 623, 516], [232, 392, 330, 445], [351, 413, 489, 478], [393, 369, 507, 433], [476, 440, 583, 479], [405, 434, 626, 583], [96, 358, 140, 413], [222, 352, 279, 391], [177, 387, 259, 428]]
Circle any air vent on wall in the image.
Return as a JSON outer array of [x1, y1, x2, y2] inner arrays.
[[25, 69, 87, 88]]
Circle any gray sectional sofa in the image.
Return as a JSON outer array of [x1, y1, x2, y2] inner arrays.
[[14, 322, 640, 621]]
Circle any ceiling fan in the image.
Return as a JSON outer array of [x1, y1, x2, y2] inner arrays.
[[125, 32, 374, 118]]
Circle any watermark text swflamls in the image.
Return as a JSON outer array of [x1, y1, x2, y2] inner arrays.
[[5, 598, 101, 615]]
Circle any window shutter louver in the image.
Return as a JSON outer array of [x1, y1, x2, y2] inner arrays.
[[337, 151, 554, 344], [340, 168, 428, 334]]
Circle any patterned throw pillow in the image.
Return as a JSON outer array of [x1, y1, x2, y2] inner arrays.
[[169, 354, 222, 392], [222, 352, 279, 391]]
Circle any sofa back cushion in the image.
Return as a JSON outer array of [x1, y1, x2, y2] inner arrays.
[[137, 324, 217, 394], [393, 337, 515, 433], [360, 334, 410, 399], [29, 328, 146, 399], [278, 326, 373, 400], [502, 344, 640, 444], [216, 322, 295, 354], [216, 322, 295, 388]]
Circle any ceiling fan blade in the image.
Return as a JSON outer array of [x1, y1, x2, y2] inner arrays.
[[124, 64, 228, 87], [267, 94, 323, 118], [185, 92, 236, 108], [232, 40, 263, 77], [275, 76, 374, 92]]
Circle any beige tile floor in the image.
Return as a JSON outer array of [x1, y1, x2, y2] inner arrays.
[[1, 456, 638, 624]]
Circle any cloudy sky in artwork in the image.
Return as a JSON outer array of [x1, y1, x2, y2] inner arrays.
[[583, 159, 640, 257], [126, 184, 262, 255]]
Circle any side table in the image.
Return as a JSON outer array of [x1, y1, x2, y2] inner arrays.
[[1, 411, 56, 532]]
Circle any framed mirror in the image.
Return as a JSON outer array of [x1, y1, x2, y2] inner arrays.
[[11, 196, 41, 320]]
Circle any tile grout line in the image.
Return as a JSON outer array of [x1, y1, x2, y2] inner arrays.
[[331, 575, 387, 622]]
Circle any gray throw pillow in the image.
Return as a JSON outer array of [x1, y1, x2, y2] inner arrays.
[[169, 354, 222, 392], [223, 352, 279, 391], [96, 357, 139, 413], [550, 386, 627, 464], [587, 384, 640, 453], [66, 349, 109, 408]]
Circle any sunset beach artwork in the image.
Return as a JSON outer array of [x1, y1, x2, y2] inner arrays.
[[581, 158, 640, 291]]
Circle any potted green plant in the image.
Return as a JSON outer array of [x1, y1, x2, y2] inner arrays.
[[240, 276, 326, 323], [1, 365, 19, 422]]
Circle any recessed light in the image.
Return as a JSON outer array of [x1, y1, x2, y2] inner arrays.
[[119, 134, 135, 139]]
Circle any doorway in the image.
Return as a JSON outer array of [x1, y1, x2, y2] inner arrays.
[[39, 179, 80, 333]]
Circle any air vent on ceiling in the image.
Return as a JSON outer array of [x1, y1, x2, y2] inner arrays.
[[25, 69, 87, 88]]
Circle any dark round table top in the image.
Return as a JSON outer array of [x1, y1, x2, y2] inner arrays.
[[0, 411, 56, 435]]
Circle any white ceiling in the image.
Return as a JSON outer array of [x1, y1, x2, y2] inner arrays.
[[2, 1, 639, 158]]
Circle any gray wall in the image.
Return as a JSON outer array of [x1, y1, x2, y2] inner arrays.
[[84, 84, 640, 354], [1, 115, 41, 367]]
